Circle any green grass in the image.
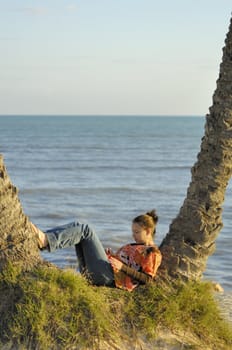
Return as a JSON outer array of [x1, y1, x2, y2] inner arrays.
[[125, 281, 232, 348], [0, 264, 231, 349]]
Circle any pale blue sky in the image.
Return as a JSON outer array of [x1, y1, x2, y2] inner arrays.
[[0, 1, 231, 115]]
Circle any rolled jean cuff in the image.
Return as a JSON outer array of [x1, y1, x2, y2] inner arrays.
[[46, 232, 58, 252]]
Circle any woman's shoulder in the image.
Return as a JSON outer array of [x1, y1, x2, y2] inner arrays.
[[117, 243, 160, 255], [146, 244, 161, 253]]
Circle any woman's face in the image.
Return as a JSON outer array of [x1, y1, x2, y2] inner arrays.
[[132, 222, 152, 244]]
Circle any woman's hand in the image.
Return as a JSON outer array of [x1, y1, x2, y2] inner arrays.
[[105, 247, 113, 256], [108, 256, 123, 271]]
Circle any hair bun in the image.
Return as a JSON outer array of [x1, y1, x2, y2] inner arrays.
[[146, 209, 158, 224]]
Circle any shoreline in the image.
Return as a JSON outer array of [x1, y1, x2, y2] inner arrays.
[[216, 291, 232, 323]]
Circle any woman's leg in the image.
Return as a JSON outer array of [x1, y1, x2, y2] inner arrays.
[[45, 221, 114, 286], [75, 244, 85, 274]]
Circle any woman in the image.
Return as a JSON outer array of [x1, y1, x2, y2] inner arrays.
[[32, 210, 162, 292]]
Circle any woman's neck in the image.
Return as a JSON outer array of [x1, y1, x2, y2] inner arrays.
[[145, 238, 154, 246]]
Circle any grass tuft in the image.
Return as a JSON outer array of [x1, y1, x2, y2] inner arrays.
[[0, 264, 231, 349]]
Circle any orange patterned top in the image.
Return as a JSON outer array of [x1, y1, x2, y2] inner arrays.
[[108, 243, 162, 291]]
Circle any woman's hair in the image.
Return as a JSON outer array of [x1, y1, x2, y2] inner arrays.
[[133, 209, 158, 236]]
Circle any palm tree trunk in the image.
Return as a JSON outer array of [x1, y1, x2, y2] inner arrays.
[[0, 155, 41, 272], [159, 17, 232, 282]]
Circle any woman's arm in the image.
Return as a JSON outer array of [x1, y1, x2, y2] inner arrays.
[[120, 263, 152, 284], [108, 256, 152, 284]]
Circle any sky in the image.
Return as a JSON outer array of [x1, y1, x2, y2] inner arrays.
[[0, 1, 231, 116]]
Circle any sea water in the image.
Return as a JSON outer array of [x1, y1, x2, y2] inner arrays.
[[0, 115, 231, 290]]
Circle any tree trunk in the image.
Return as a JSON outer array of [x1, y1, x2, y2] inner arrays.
[[0, 155, 41, 272], [159, 17, 232, 282]]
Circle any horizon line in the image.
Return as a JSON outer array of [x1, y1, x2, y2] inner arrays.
[[0, 114, 205, 118]]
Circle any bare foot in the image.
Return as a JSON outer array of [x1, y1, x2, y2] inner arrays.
[[31, 223, 48, 249]]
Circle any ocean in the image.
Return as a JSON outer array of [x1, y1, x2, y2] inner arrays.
[[0, 115, 231, 290]]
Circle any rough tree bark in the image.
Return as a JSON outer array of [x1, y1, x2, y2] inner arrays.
[[159, 16, 232, 282], [0, 155, 41, 272]]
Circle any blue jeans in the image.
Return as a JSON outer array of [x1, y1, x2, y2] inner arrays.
[[45, 221, 115, 287]]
